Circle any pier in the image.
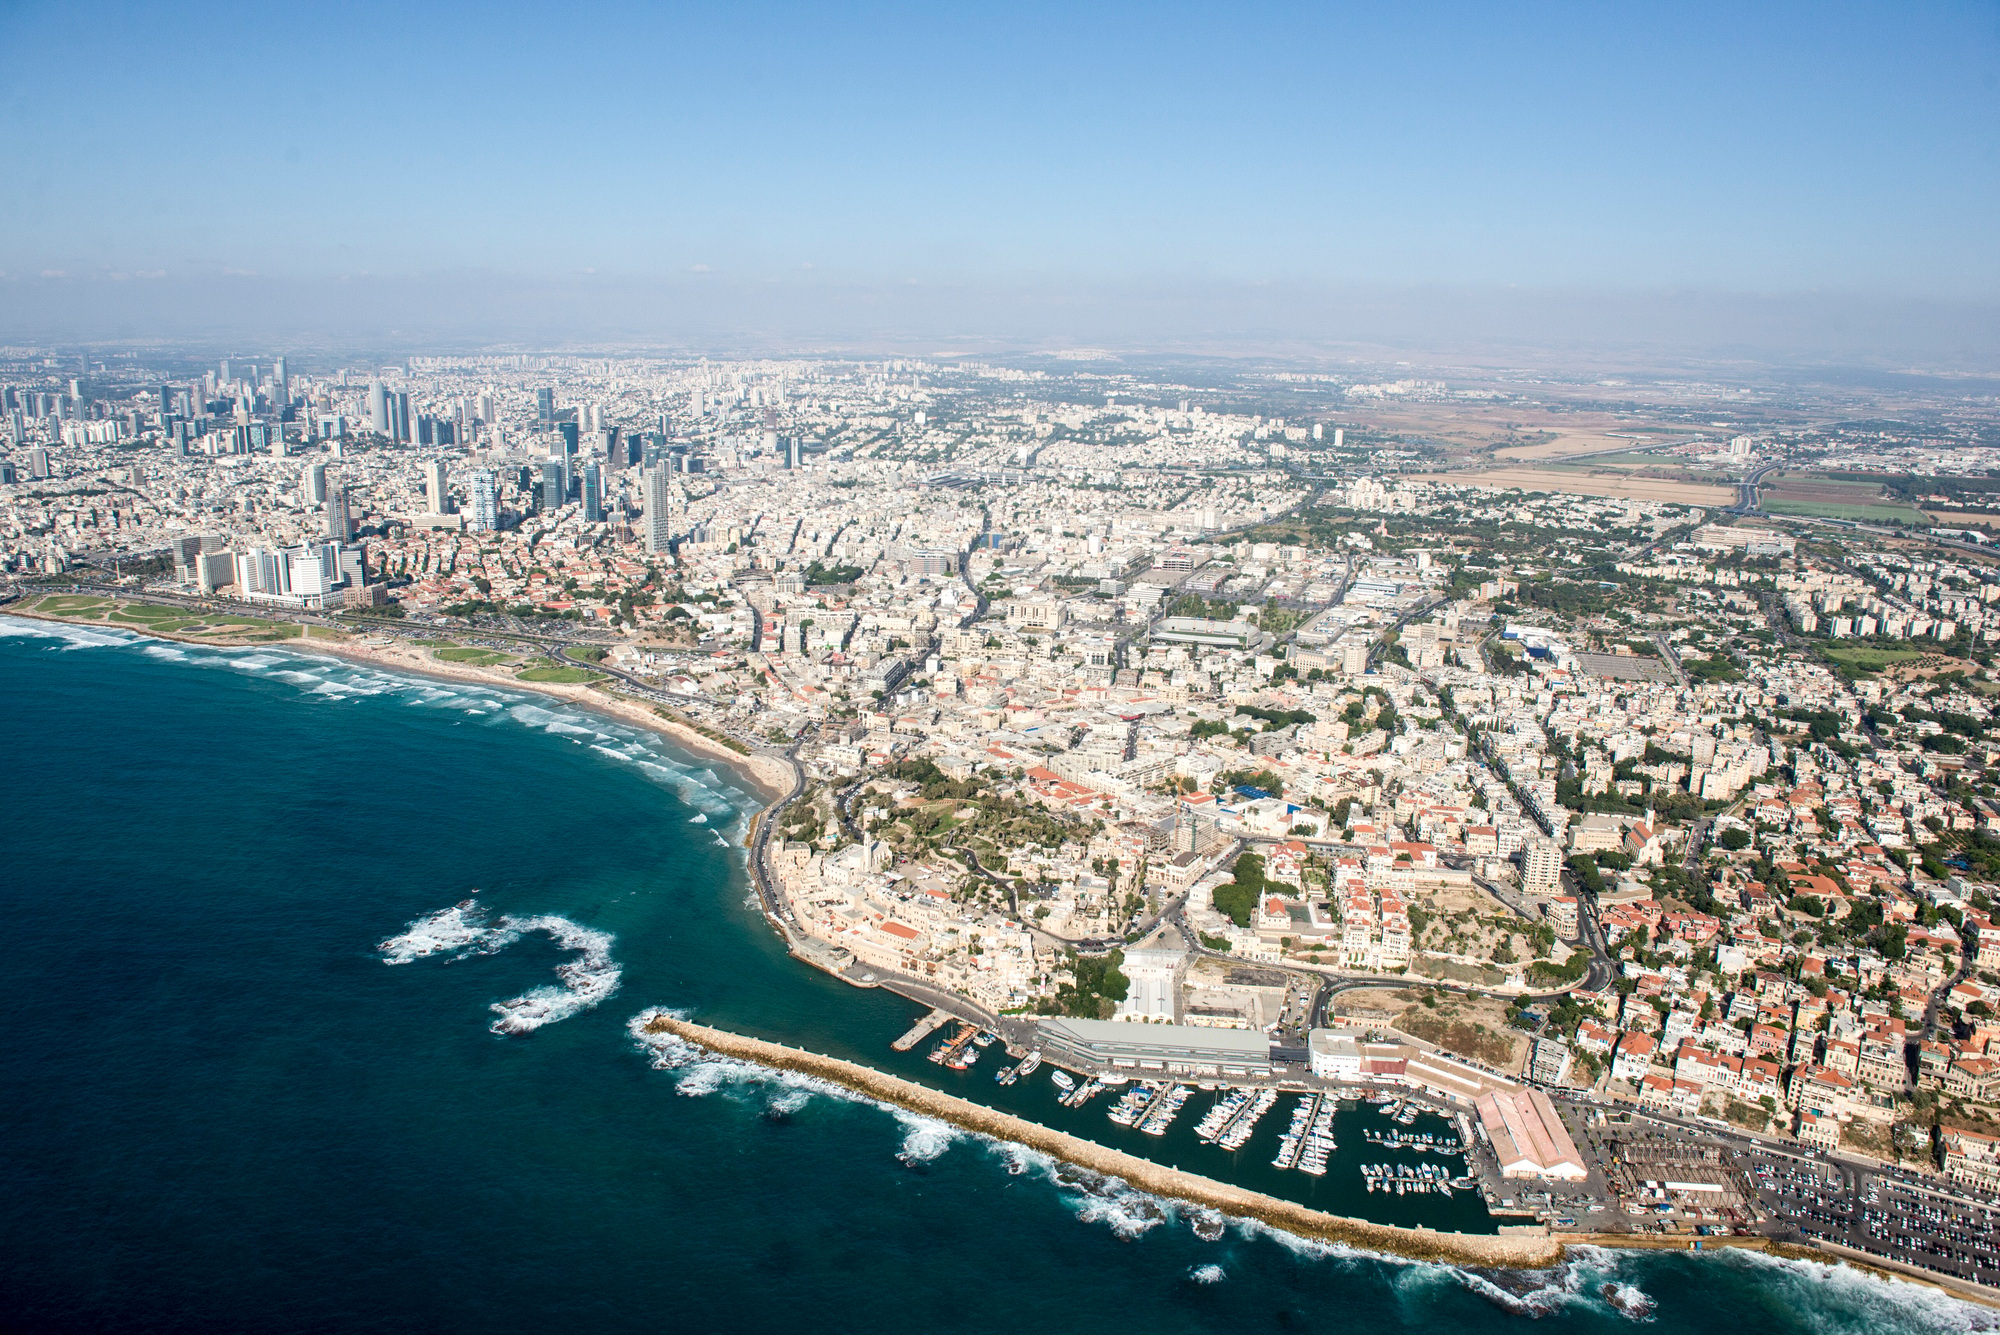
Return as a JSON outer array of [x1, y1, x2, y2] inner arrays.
[[643, 1012, 1560, 1269], [891, 1008, 952, 1052]]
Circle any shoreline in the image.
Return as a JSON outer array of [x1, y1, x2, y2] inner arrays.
[[14, 599, 1999, 1307], [298, 634, 797, 806], [0, 602, 796, 807], [653, 1013, 2000, 1310], [647, 1011, 1560, 1268]]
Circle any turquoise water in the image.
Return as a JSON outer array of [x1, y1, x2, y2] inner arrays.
[[0, 614, 1982, 1334]]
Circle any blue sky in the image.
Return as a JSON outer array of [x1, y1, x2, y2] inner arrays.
[[1, 1, 1996, 344]]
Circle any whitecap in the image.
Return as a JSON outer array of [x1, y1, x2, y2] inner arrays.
[[485, 915, 621, 1035], [378, 903, 621, 1035], [893, 1110, 958, 1165], [1697, 1245, 1995, 1334], [142, 644, 188, 661], [766, 1087, 813, 1116], [1188, 1264, 1226, 1284], [675, 1063, 733, 1097], [0, 616, 133, 650], [689, 812, 708, 824], [379, 902, 491, 964], [1065, 1183, 1169, 1239], [992, 1142, 1047, 1177]]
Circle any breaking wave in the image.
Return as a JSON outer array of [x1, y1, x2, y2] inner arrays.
[[1188, 1264, 1226, 1284], [378, 900, 621, 1035], [379, 902, 490, 964], [1695, 1246, 1996, 1334], [0, 616, 134, 649], [892, 1110, 958, 1165], [2, 615, 749, 818]]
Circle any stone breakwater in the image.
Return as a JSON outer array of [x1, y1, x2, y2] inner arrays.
[[645, 1014, 1561, 1269]]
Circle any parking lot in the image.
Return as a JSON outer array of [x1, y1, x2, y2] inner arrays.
[[1749, 1152, 2000, 1289]]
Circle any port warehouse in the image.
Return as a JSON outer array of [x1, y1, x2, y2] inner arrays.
[[1036, 1018, 1272, 1079], [1030, 1020, 1586, 1183]]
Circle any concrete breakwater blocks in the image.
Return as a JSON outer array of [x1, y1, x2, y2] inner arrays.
[[645, 1014, 1561, 1269]]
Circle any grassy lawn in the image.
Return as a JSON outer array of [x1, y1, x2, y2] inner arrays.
[[1822, 645, 1925, 669], [1761, 498, 1926, 524], [107, 604, 194, 624], [34, 595, 115, 614], [27, 595, 306, 641], [516, 665, 603, 684], [434, 646, 515, 666]]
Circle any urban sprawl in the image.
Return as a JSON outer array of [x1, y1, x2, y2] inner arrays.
[[10, 349, 2000, 1294]]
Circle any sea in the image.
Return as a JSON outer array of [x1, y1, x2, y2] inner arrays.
[[0, 613, 1985, 1334]]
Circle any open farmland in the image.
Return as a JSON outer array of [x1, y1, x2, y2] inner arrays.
[[1410, 468, 1734, 505]]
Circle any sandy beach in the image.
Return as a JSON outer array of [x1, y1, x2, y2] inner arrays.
[[2, 601, 796, 807], [297, 635, 798, 805]]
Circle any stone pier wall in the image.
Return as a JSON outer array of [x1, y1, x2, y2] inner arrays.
[[646, 1013, 1561, 1269]]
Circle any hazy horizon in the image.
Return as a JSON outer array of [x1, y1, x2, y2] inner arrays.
[[4, 273, 1998, 378], [3, 0, 1996, 368]]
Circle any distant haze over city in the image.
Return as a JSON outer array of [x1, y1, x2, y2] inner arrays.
[[2, 1, 1994, 367]]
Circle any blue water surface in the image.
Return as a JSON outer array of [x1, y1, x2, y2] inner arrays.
[[0, 616, 1976, 1334]]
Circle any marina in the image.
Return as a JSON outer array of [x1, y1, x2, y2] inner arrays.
[[1193, 1086, 1277, 1151], [1137, 1083, 1188, 1135], [993, 1049, 1042, 1087], [1270, 1093, 1321, 1171], [926, 1023, 980, 1069], [1362, 1162, 1475, 1197], [1362, 1128, 1466, 1156], [1295, 1096, 1339, 1177]]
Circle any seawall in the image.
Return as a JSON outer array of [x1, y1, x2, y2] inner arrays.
[[644, 1013, 1562, 1269]]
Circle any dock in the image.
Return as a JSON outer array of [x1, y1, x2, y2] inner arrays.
[[891, 1007, 953, 1052], [642, 1011, 1559, 1269]]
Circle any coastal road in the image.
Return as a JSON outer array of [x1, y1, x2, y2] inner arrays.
[[748, 743, 807, 935]]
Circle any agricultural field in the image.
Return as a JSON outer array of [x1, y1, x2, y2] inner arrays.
[[1762, 498, 1928, 523], [1759, 472, 1927, 525], [1411, 467, 1733, 506]]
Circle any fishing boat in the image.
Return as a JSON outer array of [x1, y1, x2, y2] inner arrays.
[[1062, 1078, 1105, 1108]]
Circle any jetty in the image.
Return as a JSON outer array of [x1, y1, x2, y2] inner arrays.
[[643, 1012, 1559, 1269], [892, 1008, 952, 1052]]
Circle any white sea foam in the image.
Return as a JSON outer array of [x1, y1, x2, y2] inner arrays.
[[766, 1087, 813, 1116], [484, 915, 621, 1035], [379, 902, 621, 1035], [379, 902, 491, 964], [1188, 1264, 1226, 1284], [142, 644, 188, 661], [893, 1110, 958, 1165], [993, 1142, 1045, 1176], [1436, 1261, 1585, 1320], [0, 616, 133, 649], [1064, 1182, 1170, 1239], [1700, 1245, 1996, 1334], [675, 1063, 733, 1097]]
